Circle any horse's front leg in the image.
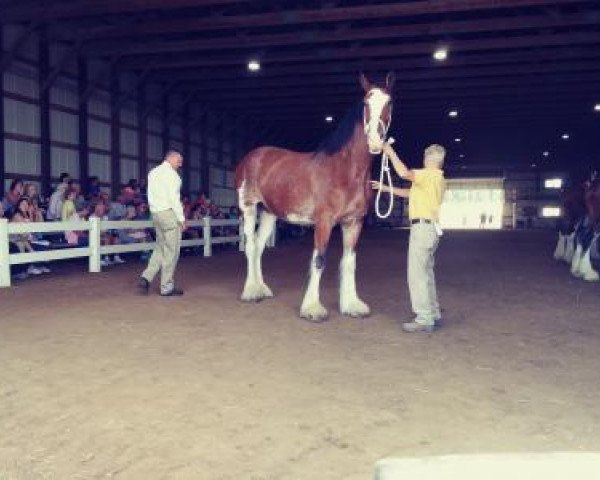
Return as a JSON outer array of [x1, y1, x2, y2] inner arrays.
[[300, 220, 333, 322], [339, 219, 370, 317]]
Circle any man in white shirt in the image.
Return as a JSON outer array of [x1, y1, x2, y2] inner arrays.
[[138, 151, 187, 296]]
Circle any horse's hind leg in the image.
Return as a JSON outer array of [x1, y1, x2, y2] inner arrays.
[[300, 220, 332, 322], [339, 219, 370, 317], [253, 211, 277, 297]]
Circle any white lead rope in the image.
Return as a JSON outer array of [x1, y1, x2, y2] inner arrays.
[[375, 137, 395, 219]]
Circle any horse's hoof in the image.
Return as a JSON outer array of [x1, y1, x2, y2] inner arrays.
[[300, 303, 329, 323], [241, 283, 273, 302], [340, 300, 371, 318]]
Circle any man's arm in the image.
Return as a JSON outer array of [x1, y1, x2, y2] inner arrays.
[[169, 171, 186, 227], [382, 143, 416, 183], [370, 181, 410, 198]]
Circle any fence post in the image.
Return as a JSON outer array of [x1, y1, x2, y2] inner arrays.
[[89, 216, 101, 272], [0, 219, 11, 288], [238, 218, 245, 252], [203, 216, 212, 257]]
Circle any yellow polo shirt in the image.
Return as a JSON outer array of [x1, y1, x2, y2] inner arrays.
[[408, 168, 445, 221]]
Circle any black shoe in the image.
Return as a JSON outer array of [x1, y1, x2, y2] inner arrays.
[[137, 277, 149, 295], [160, 287, 184, 297]]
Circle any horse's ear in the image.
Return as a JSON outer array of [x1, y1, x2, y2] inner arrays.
[[359, 72, 371, 92], [385, 71, 396, 91]]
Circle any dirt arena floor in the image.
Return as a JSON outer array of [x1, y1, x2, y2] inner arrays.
[[1, 229, 600, 479]]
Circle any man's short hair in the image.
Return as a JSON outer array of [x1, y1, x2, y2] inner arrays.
[[165, 150, 182, 161], [424, 144, 446, 167]]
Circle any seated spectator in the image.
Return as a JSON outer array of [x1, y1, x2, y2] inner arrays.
[[61, 188, 77, 221], [108, 195, 127, 220], [47, 183, 67, 221], [86, 176, 101, 199], [64, 204, 90, 247], [9, 197, 50, 275], [90, 202, 124, 266], [2, 178, 24, 217], [69, 181, 87, 210], [23, 183, 45, 223], [119, 205, 151, 245]]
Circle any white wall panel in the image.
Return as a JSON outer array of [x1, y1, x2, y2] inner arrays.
[[4, 139, 41, 175], [4, 62, 39, 98], [120, 128, 139, 156], [147, 133, 163, 160], [120, 158, 139, 183], [88, 153, 111, 183], [4, 98, 40, 137], [50, 76, 78, 109], [148, 114, 162, 133], [189, 145, 201, 167], [88, 119, 111, 150], [190, 170, 201, 193], [88, 90, 110, 118], [51, 146, 79, 179], [50, 110, 78, 144]]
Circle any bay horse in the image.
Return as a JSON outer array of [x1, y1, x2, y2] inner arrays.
[[235, 72, 395, 321], [553, 181, 587, 262]]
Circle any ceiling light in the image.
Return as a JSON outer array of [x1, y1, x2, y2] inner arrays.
[[247, 60, 261, 72], [594, 104, 600, 112], [531, 163, 537, 168], [454, 138, 461, 143], [543, 151, 549, 157], [448, 110, 458, 118], [325, 115, 333, 123], [561, 133, 569, 140], [459, 154, 465, 158], [433, 48, 448, 61]]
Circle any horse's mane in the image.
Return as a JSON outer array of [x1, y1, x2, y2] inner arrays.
[[314, 101, 364, 156]]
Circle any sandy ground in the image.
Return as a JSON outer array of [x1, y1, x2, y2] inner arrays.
[[1, 229, 600, 480]]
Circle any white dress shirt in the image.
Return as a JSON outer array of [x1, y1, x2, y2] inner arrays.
[[147, 161, 185, 223]]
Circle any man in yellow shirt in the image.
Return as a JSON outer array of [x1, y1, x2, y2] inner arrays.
[[372, 144, 446, 333]]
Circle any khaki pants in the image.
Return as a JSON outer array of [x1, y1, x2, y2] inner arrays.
[[407, 222, 441, 325], [142, 210, 181, 294]]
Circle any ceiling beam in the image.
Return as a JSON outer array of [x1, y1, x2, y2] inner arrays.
[[120, 31, 600, 69], [77, 0, 588, 39], [1, 0, 251, 23], [84, 10, 600, 56], [170, 61, 600, 92], [150, 47, 600, 82]]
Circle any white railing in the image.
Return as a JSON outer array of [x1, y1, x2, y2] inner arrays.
[[0, 217, 274, 288]]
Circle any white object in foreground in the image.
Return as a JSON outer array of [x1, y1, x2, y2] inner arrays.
[[374, 453, 600, 480]]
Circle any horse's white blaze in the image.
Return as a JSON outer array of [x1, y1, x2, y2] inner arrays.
[[300, 250, 327, 319], [339, 249, 370, 316], [553, 232, 566, 260], [365, 88, 390, 152]]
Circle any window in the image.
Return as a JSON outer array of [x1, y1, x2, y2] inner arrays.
[[544, 178, 562, 189], [542, 207, 561, 218]]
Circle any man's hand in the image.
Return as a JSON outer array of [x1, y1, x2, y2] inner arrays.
[[370, 180, 386, 192], [179, 221, 188, 232]]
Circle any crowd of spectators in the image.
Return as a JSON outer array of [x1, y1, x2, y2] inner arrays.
[[1, 173, 240, 281]]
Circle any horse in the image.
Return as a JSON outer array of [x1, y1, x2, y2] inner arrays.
[[553, 181, 586, 262], [570, 174, 600, 281], [235, 72, 395, 321]]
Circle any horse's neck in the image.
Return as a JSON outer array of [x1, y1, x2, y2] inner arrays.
[[336, 123, 372, 176]]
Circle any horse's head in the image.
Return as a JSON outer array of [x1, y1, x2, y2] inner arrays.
[[360, 72, 395, 154]]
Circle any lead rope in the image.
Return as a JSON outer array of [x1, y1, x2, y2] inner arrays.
[[375, 137, 395, 219]]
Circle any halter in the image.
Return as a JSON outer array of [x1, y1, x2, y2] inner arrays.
[[362, 93, 396, 220]]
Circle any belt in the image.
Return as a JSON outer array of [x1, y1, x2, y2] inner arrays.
[[411, 218, 432, 225]]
